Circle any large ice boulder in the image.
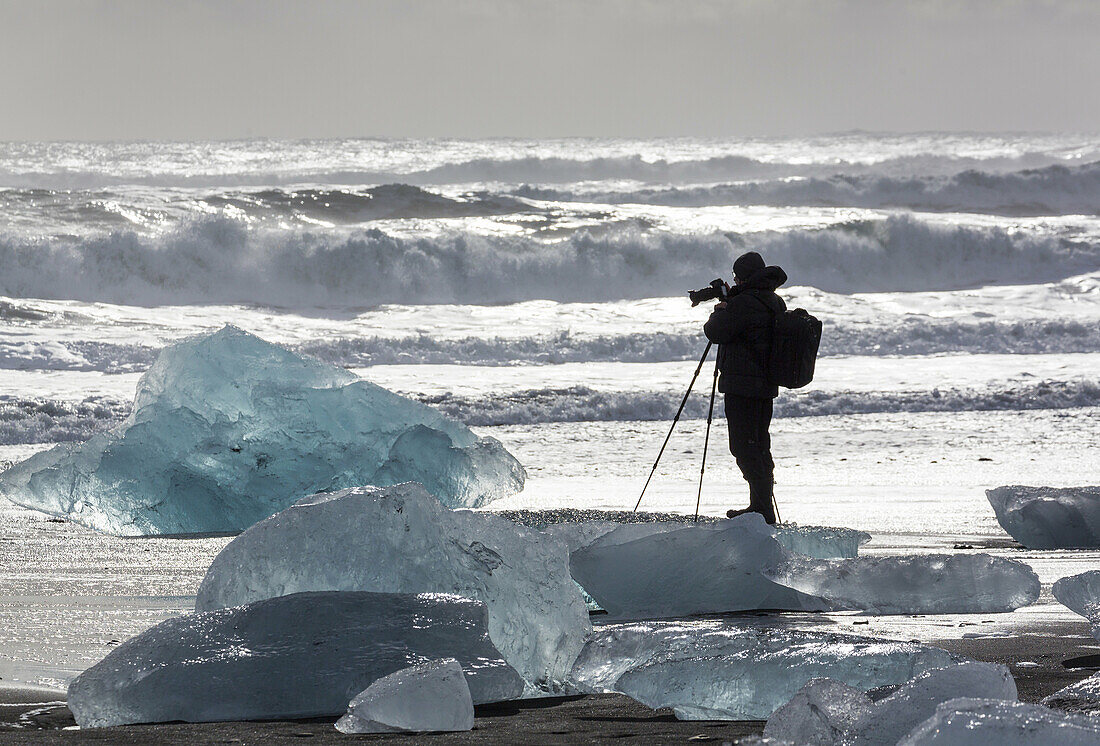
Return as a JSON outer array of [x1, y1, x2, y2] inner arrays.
[[762, 678, 874, 745], [335, 659, 474, 734], [0, 326, 524, 535], [1053, 570, 1100, 640], [569, 515, 833, 618], [67, 591, 524, 728], [1041, 671, 1100, 715], [986, 486, 1100, 549], [569, 620, 959, 720], [195, 482, 591, 692], [899, 697, 1100, 745], [765, 554, 1041, 614]]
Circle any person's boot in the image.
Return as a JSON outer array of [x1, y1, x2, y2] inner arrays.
[[726, 506, 752, 519], [748, 479, 776, 525]]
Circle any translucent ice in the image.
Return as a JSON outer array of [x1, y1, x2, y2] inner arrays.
[[0, 326, 524, 535], [569, 515, 832, 618], [1041, 671, 1100, 715], [774, 525, 871, 560], [335, 659, 474, 734], [569, 620, 958, 720], [67, 591, 524, 728], [196, 482, 591, 692], [986, 486, 1100, 549], [762, 678, 874, 745], [899, 697, 1100, 745], [1053, 570, 1100, 640], [766, 554, 1041, 614]]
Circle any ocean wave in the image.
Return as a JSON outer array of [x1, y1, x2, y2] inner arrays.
[[516, 161, 1100, 216], [1, 214, 1097, 306], [5, 379, 1097, 443], [5, 318, 1100, 374], [428, 380, 1100, 426], [0, 151, 1083, 190]]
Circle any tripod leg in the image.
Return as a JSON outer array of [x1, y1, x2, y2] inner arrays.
[[772, 492, 782, 525], [694, 358, 720, 522], [633, 342, 712, 512]]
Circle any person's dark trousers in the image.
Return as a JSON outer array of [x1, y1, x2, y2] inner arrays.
[[725, 394, 776, 523]]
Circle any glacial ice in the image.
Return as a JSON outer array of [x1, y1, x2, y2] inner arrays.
[[1053, 570, 1100, 640], [1041, 671, 1100, 715], [67, 591, 524, 728], [568, 621, 958, 720], [765, 554, 1041, 614], [569, 515, 832, 618], [762, 678, 874, 745], [195, 482, 591, 692], [774, 525, 871, 560], [986, 485, 1100, 549], [898, 697, 1100, 745], [334, 659, 474, 734], [0, 326, 524, 535]]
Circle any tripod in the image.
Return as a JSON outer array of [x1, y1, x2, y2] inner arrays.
[[632, 343, 719, 522], [632, 343, 783, 524]]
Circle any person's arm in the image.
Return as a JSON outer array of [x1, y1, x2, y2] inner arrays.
[[703, 301, 749, 344]]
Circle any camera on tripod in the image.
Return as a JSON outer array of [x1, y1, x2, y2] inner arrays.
[[688, 278, 731, 307]]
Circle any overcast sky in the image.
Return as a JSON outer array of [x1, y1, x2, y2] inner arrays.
[[1, 0, 1097, 141]]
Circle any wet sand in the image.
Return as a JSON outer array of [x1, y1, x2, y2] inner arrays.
[[2, 620, 1095, 745]]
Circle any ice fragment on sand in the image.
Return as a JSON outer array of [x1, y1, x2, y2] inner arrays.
[[67, 591, 523, 728], [762, 678, 874, 745], [569, 515, 832, 618], [765, 554, 1040, 614], [569, 620, 957, 720], [1053, 570, 1100, 640], [335, 659, 474, 734], [986, 485, 1100, 549], [774, 525, 871, 559], [1041, 671, 1100, 715], [899, 697, 1100, 745], [0, 326, 524, 535], [196, 482, 590, 692]]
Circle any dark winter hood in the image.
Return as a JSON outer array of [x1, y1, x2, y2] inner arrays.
[[739, 265, 787, 292]]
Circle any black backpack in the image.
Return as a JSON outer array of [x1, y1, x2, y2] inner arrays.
[[750, 291, 822, 389], [768, 307, 822, 389]]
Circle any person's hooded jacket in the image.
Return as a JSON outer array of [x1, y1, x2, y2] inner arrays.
[[703, 263, 788, 399]]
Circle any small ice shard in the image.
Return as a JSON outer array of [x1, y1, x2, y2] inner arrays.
[[1053, 570, 1100, 640], [334, 659, 474, 734], [849, 662, 1017, 746], [1041, 671, 1100, 715], [0, 326, 524, 535], [765, 554, 1040, 614], [569, 515, 832, 618], [569, 620, 958, 720], [762, 678, 874, 745], [196, 482, 591, 692], [986, 486, 1100, 549], [773, 525, 871, 559], [67, 591, 524, 728], [899, 697, 1100, 745]]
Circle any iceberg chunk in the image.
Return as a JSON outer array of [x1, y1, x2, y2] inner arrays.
[[762, 678, 874, 746], [569, 515, 832, 618], [196, 482, 591, 692], [765, 554, 1040, 614], [1041, 671, 1100, 715], [773, 525, 871, 560], [569, 620, 958, 720], [0, 326, 524, 535], [67, 591, 524, 728], [899, 697, 1100, 745], [986, 486, 1100, 549], [1053, 570, 1100, 640], [335, 659, 474, 734]]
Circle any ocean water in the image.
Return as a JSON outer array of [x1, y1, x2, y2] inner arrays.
[[2, 134, 1100, 689]]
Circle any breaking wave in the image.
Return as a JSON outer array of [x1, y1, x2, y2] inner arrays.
[[518, 161, 1100, 216], [1, 214, 1097, 306]]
